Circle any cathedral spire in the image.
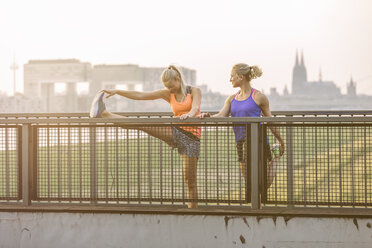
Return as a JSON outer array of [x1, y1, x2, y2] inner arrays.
[[301, 50, 304, 66], [295, 50, 299, 66]]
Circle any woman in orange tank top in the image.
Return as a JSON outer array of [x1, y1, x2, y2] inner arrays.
[[89, 65, 201, 208]]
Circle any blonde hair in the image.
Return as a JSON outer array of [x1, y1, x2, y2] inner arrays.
[[161, 65, 187, 95], [232, 63, 263, 82]]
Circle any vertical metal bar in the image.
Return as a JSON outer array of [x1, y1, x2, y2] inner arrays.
[[260, 125, 266, 204], [68, 127, 72, 200], [126, 129, 130, 203], [89, 124, 97, 205], [274, 126, 278, 204], [57, 128, 61, 199], [250, 123, 260, 209], [239, 125, 243, 205], [327, 126, 330, 205], [22, 124, 31, 205], [171, 143, 174, 205], [315, 127, 318, 205], [17, 126, 23, 201], [227, 125, 231, 205], [32, 126, 38, 201], [148, 132, 152, 203], [338, 126, 342, 205], [258, 124, 268, 204], [204, 126, 208, 204], [78, 127, 82, 200], [104, 127, 108, 201], [286, 124, 294, 207], [181, 134, 186, 206], [364, 126, 368, 207], [47, 128, 50, 199], [116, 127, 119, 201], [302, 126, 306, 205], [160, 140, 163, 204], [137, 130, 141, 203], [351, 126, 355, 207], [5, 127, 10, 198], [216, 126, 219, 204]]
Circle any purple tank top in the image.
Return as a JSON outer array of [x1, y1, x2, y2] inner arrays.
[[230, 89, 261, 142]]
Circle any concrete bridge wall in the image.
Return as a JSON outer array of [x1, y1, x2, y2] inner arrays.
[[1, 212, 372, 248]]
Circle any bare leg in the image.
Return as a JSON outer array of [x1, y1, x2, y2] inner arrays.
[[239, 162, 248, 183], [102, 110, 199, 208], [181, 155, 198, 208], [101, 110, 174, 147], [266, 158, 277, 188], [241, 159, 276, 189]]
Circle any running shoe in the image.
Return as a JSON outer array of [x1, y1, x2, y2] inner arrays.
[[89, 92, 106, 118]]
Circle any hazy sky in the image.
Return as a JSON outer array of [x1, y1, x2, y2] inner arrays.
[[1, 0, 371, 96]]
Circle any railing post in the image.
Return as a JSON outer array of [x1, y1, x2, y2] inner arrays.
[[90, 123, 97, 205], [286, 123, 294, 208], [21, 124, 31, 206], [250, 123, 260, 209]]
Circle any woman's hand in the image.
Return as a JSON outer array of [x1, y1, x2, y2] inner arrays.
[[197, 112, 210, 118], [179, 113, 192, 120], [101, 89, 117, 98]]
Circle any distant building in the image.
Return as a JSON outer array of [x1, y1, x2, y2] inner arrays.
[[23, 60, 197, 113], [292, 51, 343, 97], [347, 77, 357, 97], [91, 64, 196, 112], [268, 51, 371, 111], [24, 59, 92, 112]]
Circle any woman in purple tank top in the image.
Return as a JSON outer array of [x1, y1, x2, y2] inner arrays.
[[199, 63, 285, 188]]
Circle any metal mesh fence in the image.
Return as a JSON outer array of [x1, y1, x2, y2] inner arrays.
[[0, 126, 20, 201], [2, 113, 372, 209], [264, 124, 372, 207], [35, 123, 248, 206]]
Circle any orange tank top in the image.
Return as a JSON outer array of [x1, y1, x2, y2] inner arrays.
[[170, 87, 201, 139]]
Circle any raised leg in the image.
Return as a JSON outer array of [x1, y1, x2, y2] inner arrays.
[[101, 110, 174, 147]]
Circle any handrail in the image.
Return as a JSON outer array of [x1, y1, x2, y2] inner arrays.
[[1, 116, 372, 124], [1, 110, 372, 119]]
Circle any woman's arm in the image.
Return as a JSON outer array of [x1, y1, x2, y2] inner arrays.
[[102, 89, 170, 102], [256, 92, 285, 156], [198, 94, 234, 118]]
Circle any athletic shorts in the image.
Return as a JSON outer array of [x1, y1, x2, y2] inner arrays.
[[172, 127, 200, 158], [236, 139, 272, 163]]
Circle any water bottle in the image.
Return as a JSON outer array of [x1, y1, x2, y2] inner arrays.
[[272, 143, 280, 158]]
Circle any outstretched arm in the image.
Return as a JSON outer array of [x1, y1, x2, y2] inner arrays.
[[102, 89, 170, 102]]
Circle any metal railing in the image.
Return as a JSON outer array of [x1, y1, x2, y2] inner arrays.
[[1, 111, 372, 211]]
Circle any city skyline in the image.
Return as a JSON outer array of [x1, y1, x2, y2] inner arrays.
[[1, 0, 371, 96]]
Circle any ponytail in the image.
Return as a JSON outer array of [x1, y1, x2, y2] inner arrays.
[[232, 63, 262, 81]]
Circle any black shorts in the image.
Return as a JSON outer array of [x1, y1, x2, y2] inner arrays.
[[236, 140, 272, 163]]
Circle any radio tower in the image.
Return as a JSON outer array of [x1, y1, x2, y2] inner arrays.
[[10, 55, 18, 96]]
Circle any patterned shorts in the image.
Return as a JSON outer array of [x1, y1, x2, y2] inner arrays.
[[172, 127, 200, 158]]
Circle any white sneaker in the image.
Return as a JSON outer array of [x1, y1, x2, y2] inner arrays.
[[89, 92, 106, 118]]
